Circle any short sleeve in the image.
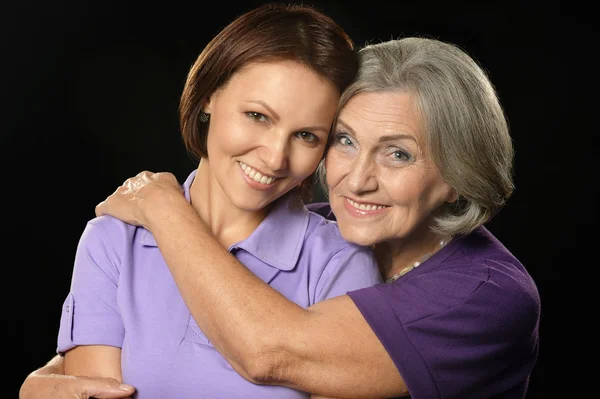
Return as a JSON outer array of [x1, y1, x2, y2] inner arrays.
[[347, 264, 540, 399], [57, 219, 125, 354], [314, 246, 382, 302]]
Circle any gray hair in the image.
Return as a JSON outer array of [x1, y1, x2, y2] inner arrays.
[[320, 37, 514, 236]]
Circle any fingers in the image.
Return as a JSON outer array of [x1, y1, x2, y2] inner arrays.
[[20, 374, 135, 399], [94, 170, 182, 219], [82, 378, 135, 398], [136, 170, 153, 178]]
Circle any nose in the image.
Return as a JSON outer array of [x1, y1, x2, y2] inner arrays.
[[257, 130, 290, 172], [347, 155, 378, 194]]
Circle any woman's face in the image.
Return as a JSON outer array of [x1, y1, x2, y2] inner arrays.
[[204, 60, 339, 212], [326, 91, 456, 247]]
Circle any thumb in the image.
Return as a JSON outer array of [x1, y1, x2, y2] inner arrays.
[[95, 201, 107, 217], [80, 377, 135, 398]]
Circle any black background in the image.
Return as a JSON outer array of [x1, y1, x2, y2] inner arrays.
[[6, 0, 596, 397]]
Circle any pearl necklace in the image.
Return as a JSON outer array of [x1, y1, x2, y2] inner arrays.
[[385, 237, 452, 284]]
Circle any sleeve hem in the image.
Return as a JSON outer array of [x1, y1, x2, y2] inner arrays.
[[347, 286, 441, 399], [57, 314, 124, 355]]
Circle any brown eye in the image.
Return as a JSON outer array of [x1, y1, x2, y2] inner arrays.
[[246, 112, 268, 123], [296, 131, 318, 143]]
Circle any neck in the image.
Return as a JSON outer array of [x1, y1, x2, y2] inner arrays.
[[190, 159, 270, 248], [374, 224, 449, 280]]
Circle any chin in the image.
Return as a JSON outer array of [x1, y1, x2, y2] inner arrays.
[[228, 194, 272, 213], [236, 201, 272, 213], [338, 225, 379, 247]]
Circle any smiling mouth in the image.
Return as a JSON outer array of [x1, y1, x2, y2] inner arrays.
[[239, 162, 278, 185], [345, 197, 388, 211]]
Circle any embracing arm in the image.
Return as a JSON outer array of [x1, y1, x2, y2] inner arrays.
[[20, 216, 134, 399], [19, 354, 134, 399], [101, 178, 407, 398]]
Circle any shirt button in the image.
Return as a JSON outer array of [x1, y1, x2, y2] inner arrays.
[[66, 305, 70, 313]]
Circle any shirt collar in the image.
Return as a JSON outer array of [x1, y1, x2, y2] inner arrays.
[[141, 170, 310, 271]]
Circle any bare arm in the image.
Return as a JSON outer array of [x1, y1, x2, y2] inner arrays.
[[96, 174, 408, 398], [19, 353, 134, 399], [64, 345, 123, 381]]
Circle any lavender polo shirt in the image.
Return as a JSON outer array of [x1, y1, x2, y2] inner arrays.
[[57, 170, 382, 399]]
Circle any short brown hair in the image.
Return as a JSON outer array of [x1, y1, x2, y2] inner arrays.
[[179, 3, 358, 161]]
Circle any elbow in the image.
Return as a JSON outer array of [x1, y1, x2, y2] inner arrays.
[[238, 342, 293, 385]]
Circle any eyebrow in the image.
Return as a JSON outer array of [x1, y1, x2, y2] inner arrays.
[[338, 119, 418, 143], [246, 100, 330, 134]]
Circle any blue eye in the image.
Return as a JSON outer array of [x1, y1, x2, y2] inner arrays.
[[296, 131, 318, 143], [246, 112, 268, 123], [335, 133, 354, 146]]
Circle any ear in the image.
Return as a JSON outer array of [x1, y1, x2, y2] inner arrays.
[[203, 90, 220, 114], [445, 187, 459, 204]]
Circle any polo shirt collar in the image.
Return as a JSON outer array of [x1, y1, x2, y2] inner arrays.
[[140, 169, 310, 271]]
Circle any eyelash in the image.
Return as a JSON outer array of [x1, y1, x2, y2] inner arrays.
[[246, 112, 319, 144], [246, 111, 268, 123], [334, 133, 354, 147], [389, 149, 411, 162], [334, 133, 412, 163]]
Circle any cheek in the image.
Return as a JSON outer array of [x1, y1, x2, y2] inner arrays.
[[387, 173, 449, 214], [324, 151, 344, 188], [291, 146, 326, 179], [208, 117, 253, 154]]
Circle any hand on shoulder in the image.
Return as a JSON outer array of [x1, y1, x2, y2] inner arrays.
[[95, 171, 185, 228]]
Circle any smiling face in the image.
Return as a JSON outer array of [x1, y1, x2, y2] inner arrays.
[[203, 60, 339, 213], [326, 91, 456, 247]]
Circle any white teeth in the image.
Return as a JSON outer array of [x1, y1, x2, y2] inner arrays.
[[347, 198, 385, 211], [239, 162, 276, 185]]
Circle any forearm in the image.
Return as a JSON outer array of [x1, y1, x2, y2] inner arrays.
[[145, 193, 307, 381], [143, 194, 407, 398], [64, 345, 123, 381], [20, 353, 134, 399]]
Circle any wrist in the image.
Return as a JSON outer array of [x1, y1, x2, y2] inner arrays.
[[142, 189, 193, 231]]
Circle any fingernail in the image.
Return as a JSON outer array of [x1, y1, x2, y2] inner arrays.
[[119, 384, 134, 391]]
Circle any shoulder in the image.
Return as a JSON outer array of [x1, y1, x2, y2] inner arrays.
[[304, 205, 365, 257], [351, 227, 539, 328], [450, 227, 540, 317], [78, 215, 143, 270], [347, 228, 540, 397], [83, 215, 137, 246], [303, 206, 382, 300]]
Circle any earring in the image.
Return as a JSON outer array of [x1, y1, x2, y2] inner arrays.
[[199, 111, 210, 123]]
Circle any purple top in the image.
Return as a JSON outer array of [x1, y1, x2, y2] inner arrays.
[[348, 224, 540, 399], [57, 171, 382, 399]]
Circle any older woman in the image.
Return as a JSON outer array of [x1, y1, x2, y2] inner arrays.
[[21, 37, 539, 399]]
